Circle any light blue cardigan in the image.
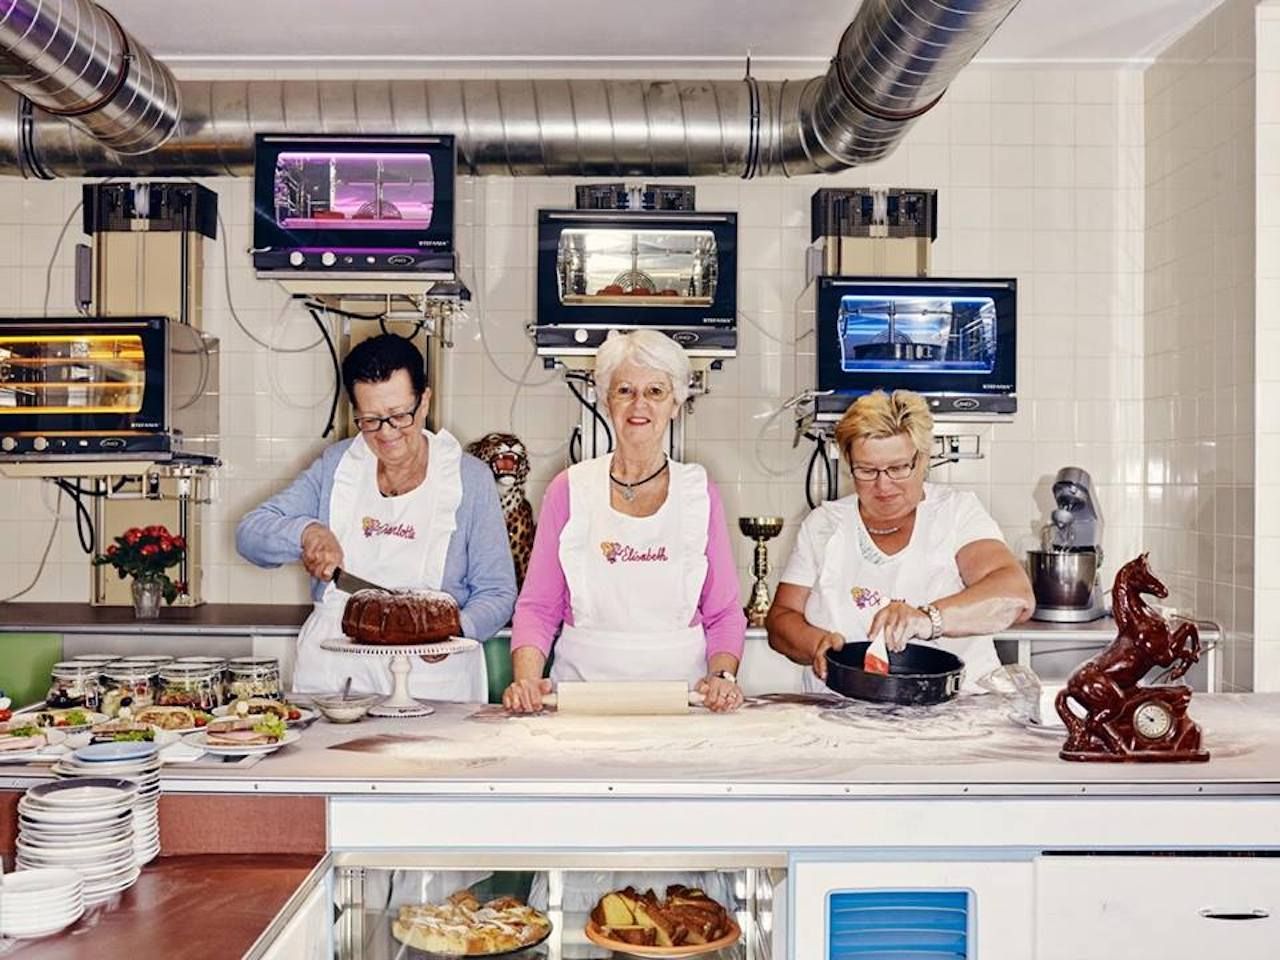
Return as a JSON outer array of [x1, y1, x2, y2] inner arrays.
[[235, 438, 517, 641]]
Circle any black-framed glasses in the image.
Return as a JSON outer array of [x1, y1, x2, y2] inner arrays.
[[353, 396, 422, 434], [851, 452, 919, 483]]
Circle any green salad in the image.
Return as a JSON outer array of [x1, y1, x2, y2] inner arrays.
[[252, 713, 287, 740]]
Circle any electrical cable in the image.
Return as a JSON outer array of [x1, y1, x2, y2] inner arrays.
[[306, 305, 342, 438], [805, 440, 824, 510], [52, 479, 96, 554], [567, 378, 612, 454], [43, 201, 84, 317], [0, 487, 64, 603], [216, 209, 323, 353]]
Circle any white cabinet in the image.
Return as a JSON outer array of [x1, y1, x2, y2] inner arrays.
[[258, 876, 331, 960], [791, 858, 1034, 960], [1035, 856, 1280, 960]]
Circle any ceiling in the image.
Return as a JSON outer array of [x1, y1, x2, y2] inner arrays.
[[102, 0, 1223, 70]]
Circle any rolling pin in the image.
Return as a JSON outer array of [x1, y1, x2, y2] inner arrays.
[[542, 681, 702, 715]]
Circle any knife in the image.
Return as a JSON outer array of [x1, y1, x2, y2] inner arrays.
[[332, 566, 393, 595]]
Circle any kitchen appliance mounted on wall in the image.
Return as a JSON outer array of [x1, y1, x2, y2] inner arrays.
[[252, 133, 468, 299]]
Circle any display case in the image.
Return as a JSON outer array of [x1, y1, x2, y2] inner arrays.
[[330, 856, 780, 959], [536, 210, 737, 356]]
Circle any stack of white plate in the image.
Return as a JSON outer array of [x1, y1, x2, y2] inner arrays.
[[51, 741, 162, 865], [0, 868, 85, 939], [16, 778, 141, 905]]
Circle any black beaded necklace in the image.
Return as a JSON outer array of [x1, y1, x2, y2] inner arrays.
[[609, 457, 670, 502]]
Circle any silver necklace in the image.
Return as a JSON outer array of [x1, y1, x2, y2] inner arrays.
[[609, 457, 669, 502]]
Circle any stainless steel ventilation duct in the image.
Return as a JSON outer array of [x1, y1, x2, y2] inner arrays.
[[0, 0, 1018, 178], [0, 0, 180, 164]]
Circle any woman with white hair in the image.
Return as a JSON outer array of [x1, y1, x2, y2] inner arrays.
[[504, 329, 747, 712], [767, 389, 1034, 692]]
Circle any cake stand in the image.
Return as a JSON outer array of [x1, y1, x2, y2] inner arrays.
[[319, 637, 479, 718]]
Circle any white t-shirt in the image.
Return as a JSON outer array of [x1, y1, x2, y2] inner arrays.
[[781, 482, 1006, 691]]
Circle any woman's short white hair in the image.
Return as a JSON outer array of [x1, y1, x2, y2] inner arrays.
[[594, 329, 691, 413]]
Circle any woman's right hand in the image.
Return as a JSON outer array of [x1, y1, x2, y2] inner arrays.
[[503, 678, 553, 713], [811, 630, 846, 682], [301, 523, 344, 581]]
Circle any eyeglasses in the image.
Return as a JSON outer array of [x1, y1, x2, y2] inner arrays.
[[851, 452, 919, 483], [608, 382, 673, 405], [353, 397, 421, 434]]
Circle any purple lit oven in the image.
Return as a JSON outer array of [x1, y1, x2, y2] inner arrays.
[[253, 134, 456, 274]]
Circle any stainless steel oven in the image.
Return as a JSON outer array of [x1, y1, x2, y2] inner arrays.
[[0, 317, 218, 461]]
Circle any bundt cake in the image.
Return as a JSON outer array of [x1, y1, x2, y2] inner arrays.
[[340, 588, 462, 645]]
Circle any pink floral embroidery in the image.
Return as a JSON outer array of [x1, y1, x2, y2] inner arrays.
[[850, 586, 884, 609], [599, 541, 669, 564], [361, 516, 417, 540]]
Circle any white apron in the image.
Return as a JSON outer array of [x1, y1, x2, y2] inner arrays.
[[291, 428, 486, 702], [532, 454, 731, 923], [800, 500, 1001, 695], [550, 454, 709, 686]]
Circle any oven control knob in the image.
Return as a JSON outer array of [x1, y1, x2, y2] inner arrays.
[[288, 251, 305, 267], [573, 328, 589, 344], [321, 251, 337, 267], [0, 437, 15, 452], [32, 436, 48, 452]]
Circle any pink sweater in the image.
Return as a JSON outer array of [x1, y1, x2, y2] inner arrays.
[[510, 470, 747, 661]]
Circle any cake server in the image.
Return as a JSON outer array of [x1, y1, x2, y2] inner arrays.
[[332, 567, 392, 594]]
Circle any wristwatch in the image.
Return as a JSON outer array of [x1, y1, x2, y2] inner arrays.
[[713, 670, 738, 684], [919, 604, 944, 640]]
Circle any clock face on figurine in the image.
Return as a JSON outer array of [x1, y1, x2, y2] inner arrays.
[[1133, 699, 1174, 740]]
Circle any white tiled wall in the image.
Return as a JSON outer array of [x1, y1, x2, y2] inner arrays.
[[0, 65, 1151, 625], [1255, 0, 1280, 690], [1144, 0, 1257, 692]]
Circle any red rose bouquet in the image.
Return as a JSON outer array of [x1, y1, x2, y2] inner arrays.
[[93, 525, 188, 604]]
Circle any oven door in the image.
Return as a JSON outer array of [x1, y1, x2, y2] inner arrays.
[[535, 210, 738, 354], [0, 317, 168, 456]]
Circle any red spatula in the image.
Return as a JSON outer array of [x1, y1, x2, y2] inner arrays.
[[864, 633, 890, 675]]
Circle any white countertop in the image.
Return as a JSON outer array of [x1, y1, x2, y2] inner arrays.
[[4, 693, 1272, 800]]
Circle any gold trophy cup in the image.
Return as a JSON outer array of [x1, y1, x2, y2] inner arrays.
[[739, 516, 785, 627]]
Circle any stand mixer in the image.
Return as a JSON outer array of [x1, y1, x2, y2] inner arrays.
[[1028, 467, 1106, 623]]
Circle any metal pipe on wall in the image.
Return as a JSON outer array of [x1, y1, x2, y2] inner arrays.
[[0, 0, 180, 166], [0, 0, 1020, 178]]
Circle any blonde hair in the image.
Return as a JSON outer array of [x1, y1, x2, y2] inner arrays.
[[834, 389, 934, 465], [594, 329, 691, 413]]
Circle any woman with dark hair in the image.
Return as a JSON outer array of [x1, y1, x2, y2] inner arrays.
[[236, 333, 516, 700]]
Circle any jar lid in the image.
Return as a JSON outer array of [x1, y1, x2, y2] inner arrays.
[[71, 654, 120, 663], [103, 665, 160, 681], [159, 663, 220, 680], [174, 656, 228, 667], [228, 656, 277, 667], [51, 661, 102, 675], [119, 655, 175, 665]]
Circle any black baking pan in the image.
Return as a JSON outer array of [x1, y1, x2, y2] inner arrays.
[[824, 642, 965, 705]]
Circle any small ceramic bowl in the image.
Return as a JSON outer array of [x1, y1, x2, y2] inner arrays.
[[312, 692, 382, 723]]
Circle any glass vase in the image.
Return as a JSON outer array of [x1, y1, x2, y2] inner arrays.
[[131, 577, 163, 619]]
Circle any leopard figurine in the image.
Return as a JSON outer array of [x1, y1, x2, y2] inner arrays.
[[466, 432, 535, 587]]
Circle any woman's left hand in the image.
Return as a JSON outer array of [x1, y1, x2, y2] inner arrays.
[[868, 601, 933, 652], [696, 674, 744, 713]]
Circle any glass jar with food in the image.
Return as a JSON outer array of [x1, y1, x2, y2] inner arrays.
[[100, 665, 159, 717], [46, 661, 103, 710], [157, 662, 222, 711], [174, 657, 229, 705], [227, 657, 282, 701]]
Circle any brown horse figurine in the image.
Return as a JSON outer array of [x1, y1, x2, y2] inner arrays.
[[1056, 553, 1208, 762]]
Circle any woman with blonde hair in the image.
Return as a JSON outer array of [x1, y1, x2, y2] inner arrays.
[[504, 328, 746, 712], [766, 389, 1033, 692]]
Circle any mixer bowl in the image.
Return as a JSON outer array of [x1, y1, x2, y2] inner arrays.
[[1027, 549, 1097, 608]]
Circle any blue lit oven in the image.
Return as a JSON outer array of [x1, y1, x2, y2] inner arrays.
[[815, 277, 1017, 419]]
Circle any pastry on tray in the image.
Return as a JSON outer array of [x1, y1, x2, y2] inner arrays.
[[391, 889, 552, 956], [590, 884, 733, 948], [341, 588, 462, 645]]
